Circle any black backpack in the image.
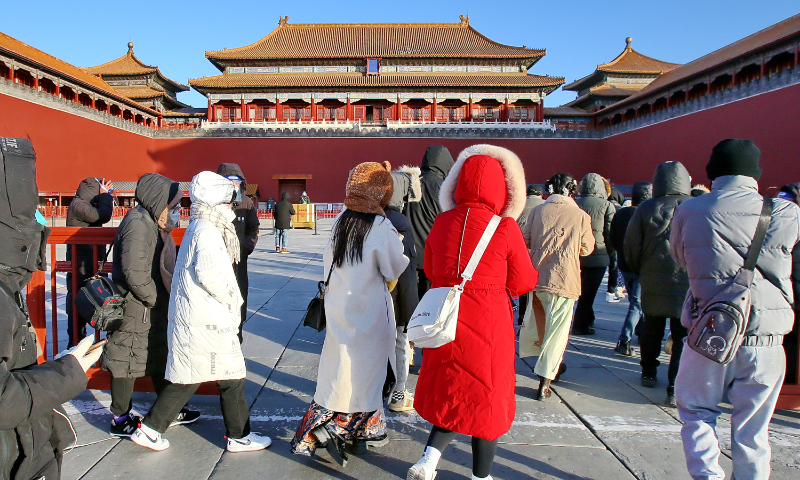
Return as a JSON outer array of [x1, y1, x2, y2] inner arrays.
[[74, 245, 125, 332]]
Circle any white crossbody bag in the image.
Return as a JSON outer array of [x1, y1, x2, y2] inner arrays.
[[406, 210, 501, 348]]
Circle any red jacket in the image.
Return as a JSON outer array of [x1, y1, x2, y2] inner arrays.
[[414, 148, 538, 440]]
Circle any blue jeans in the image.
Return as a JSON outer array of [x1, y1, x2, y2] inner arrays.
[[619, 271, 642, 342], [275, 228, 288, 249]]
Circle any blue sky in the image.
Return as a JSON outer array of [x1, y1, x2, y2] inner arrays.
[[2, 1, 797, 108]]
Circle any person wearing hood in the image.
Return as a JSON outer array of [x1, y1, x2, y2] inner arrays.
[[291, 162, 408, 467], [521, 173, 594, 401], [273, 191, 295, 253], [216, 164, 260, 342], [385, 166, 422, 413], [778, 182, 800, 384], [103, 173, 199, 437], [610, 181, 653, 356], [300, 191, 311, 204], [406, 145, 454, 298], [572, 173, 615, 335], [691, 184, 711, 197], [132, 171, 271, 453], [605, 183, 626, 302], [0, 137, 103, 480], [65, 176, 114, 345], [516, 184, 545, 324], [624, 162, 692, 406], [409, 145, 537, 480], [671, 140, 800, 480]]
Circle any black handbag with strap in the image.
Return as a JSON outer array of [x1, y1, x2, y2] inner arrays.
[[74, 244, 125, 332], [302, 267, 333, 332]]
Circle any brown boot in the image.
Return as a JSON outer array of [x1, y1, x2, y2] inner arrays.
[[537, 377, 552, 401]]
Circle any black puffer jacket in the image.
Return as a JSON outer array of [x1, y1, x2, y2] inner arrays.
[[610, 182, 652, 272], [0, 137, 86, 480], [215, 164, 259, 257], [103, 174, 178, 378], [385, 207, 418, 328], [624, 162, 691, 317], [273, 192, 295, 230], [575, 173, 615, 268], [406, 145, 454, 269]]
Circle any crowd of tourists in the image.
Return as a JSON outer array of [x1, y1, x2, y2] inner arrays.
[[0, 135, 797, 480]]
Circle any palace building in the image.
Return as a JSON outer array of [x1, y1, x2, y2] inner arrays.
[[84, 43, 205, 128], [189, 16, 564, 124]]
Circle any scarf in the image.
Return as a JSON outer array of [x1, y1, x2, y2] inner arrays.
[[191, 201, 240, 265]]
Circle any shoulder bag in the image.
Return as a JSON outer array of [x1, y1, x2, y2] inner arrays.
[[407, 210, 501, 348], [303, 267, 333, 332], [75, 244, 125, 332], [686, 197, 773, 364]]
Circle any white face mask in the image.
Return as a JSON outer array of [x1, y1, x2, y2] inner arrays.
[[170, 209, 181, 225]]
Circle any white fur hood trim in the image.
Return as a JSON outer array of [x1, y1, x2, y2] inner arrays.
[[439, 144, 527, 219], [398, 165, 422, 202]]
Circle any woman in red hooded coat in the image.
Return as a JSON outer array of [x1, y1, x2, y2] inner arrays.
[[409, 145, 538, 480]]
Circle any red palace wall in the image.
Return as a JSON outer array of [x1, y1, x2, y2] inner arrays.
[[1, 82, 799, 201]]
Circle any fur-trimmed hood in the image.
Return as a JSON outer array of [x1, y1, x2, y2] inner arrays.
[[439, 144, 526, 218], [387, 165, 422, 209]]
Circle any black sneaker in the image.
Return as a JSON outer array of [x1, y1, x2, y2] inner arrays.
[[351, 434, 389, 455], [170, 408, 201, 427], [614, 341, 633, 356], [109, 413, 140, 437], [641, 374, 657, 388]]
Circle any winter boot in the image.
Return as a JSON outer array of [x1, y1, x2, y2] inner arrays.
[[408, 446, 441, 480], [614, 340, 633, 356], [313, 425, 348, 467], [665, 385, 677, 407]]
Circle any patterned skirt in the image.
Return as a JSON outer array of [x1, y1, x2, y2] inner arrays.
[[290, 401, 386, 456]]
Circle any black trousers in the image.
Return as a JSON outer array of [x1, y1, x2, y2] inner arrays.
[[234, 256, 249, 343], [109, 374, 169, 417], [639, 315, 688, 386], [143, 379, 250, 438], [426, 426, 498, 478], [607, 251, 619, 292], [573, 266, 607, 331], [417, 269, 431, 299], [518, 291, 529, 325]]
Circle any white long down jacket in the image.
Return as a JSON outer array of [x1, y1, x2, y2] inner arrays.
[[165, 172, 245, 384]]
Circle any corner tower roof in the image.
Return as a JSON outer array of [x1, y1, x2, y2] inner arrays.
[[84, 43, 189, 92]]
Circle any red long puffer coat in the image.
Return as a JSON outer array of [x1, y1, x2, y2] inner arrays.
[[414, 146, 538, 440]]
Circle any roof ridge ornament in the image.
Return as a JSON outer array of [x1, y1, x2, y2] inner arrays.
[[128, 42, 134, 55], [279, 16, 289, 27], [459, 14, 469, 26], [625, 37, 632, 49]]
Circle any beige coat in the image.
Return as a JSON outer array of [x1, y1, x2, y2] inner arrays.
[[314, 213, 409, 413], [523, 195, 595, 300]]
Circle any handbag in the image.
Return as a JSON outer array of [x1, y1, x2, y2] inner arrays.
[[75, 244, 126, 332], [407, 211, 501, 348], [303, 267, 333, 332], [686, 197, 773, 364]]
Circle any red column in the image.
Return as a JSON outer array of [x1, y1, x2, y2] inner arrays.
[[55, 83, 60, 98], [760, 59, 766, 78], [34, 73, 39, 90], [310, 98, 316, 121], [90, 97, 95, 109], [207, 99, 213, 121], [241, 99, 247, 122], [275, 98, 282, 121], [503, 98, 510, 121], [468, 98, 473, 121], [432, 98, 438, 122], [396, 97, 401, 121], [346, 98, 352, 121], [795, 47, 799, 69], [732, 69, 737, 87], [9, 67, 14, 83]]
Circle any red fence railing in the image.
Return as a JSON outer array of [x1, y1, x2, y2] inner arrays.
[[26, 227, 218, 394]]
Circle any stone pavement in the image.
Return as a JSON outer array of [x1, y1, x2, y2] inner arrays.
[[58, 219, 800, 480]]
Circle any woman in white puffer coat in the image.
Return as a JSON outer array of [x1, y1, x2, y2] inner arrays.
[[131, 171, 271, 453]]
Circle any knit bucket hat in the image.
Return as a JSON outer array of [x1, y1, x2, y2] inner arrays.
[[345, 161, 393, 216]]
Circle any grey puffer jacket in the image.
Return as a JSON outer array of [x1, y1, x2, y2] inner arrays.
[[624, 162, 691, 317], [575, 173, 615, 268], [104, 174, 179, 378], [670, 175, 800, 337]]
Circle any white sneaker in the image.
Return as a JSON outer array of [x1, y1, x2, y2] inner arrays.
[[408, 460, 437, 480], [227, 433, 272, 452], [131, 424, 170, 451], [605, 292, 621, 303]]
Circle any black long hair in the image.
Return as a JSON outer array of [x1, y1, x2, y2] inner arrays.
[[331, 210, 377, 267]]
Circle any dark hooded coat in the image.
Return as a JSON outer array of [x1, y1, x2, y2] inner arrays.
[[406, 145, 454, 269], [385, 169, 421, 328], [65, 177, 114, 336], [624, 162, 692, 317], [575, 174, 615, 268], [0, 137, 87, 480], [610, 181, 652, 273], [273, 191, 295, 230], [103, 174, 179, 378], [216, 164, 260, 338]]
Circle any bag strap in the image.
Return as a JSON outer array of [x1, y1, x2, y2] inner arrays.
[[743, 197, 773, 272], [459, 215, 502, 288], [95, 244, 113, 277]]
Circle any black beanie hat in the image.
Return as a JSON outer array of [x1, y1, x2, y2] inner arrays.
[[706, 139, 762, 181]]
